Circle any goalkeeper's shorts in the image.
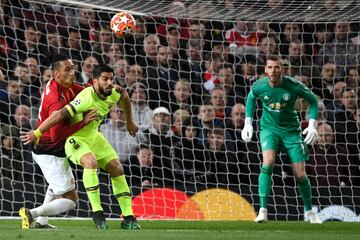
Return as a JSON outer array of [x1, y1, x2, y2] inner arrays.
[[259, 129, 309, 163], [65, 132, 118, 169]]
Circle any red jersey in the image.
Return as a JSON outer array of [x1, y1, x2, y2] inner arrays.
[[33, 79, 85, 157]]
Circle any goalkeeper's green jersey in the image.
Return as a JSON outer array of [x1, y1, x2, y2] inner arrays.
[[65, 87, 121, 138], [245, 76, 318, 133]]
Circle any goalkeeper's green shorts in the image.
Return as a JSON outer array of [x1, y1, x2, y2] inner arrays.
[[65, 132, 118, 169], [259, 128, 308, 163]]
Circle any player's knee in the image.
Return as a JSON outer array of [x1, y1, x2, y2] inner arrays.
[[81, 157, 97, 169], [295, 172, 306, 181], [106, 159, 124, 177], [62, 189, 78, 202]]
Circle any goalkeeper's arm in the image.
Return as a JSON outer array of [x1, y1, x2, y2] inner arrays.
[[241, 90, 257, 142]]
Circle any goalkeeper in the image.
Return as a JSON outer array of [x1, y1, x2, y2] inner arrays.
[[21, 64, 140, 230], [241, 55, 321, 224]]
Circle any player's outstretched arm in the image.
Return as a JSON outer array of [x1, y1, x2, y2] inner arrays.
[[20, 107, 71, 145], [118, 90, 138, 137]]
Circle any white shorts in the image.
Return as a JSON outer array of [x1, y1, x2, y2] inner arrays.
[[32, 152, 75, 195]]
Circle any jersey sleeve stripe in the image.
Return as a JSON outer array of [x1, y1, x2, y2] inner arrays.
[[65, 104, 77, 117]]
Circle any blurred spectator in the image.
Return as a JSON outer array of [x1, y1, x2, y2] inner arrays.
[[125, 144, 155, 187], [256, 34, 278, 66], [218, 64, 244, 107], [13, 62, 30, 85], [225, 20, 259, 58], [207, 127, 238, 185], [325, 81, 346, 121], [147, 46, 178, 109], [100, 105, 146, 163], [210, 86, 229, 119], [138, 34, 159, 71], [333, 88, 358, 148], [78, 7, 97, 49], [0, 79, 29, 124], [195, 102, 221, 147], [307, 123, 350, 187], [172, 116, 211, 184], [279, 22, 301, 56], [92, 24, 114, 63], [24, 57, 41, 104], [129, 82, 153, 131], [316, 20, 360, 77], [125, 64, 143, 89], [13, 104, 31, 130], [281, 58, 291, 76], [113, 58, 128, 86], [178, 39, 204, 98], [40, 28, 62, 59], [1, 7, 23, 50], [345, 66, 360, 90], [105, 43, 124, 66], [143, 107, 174, 185], [171, 109, 190, 137], [14, 22, 42, 63], [168, 79, 195, 114], [287, 39, 320, 78], [0, 124, 23, 182], [166, 23, 186, 61], [202, 53, 223, 93], [312, 23, 333, 59], [312, 62, 337, 105], [124, 16, 147, 65], [77, 56, 98, 85], [60, 27, 84, 63], [125, 64, 144, 88], [237, 55, 258, 97], [212, 40, 240, 65]]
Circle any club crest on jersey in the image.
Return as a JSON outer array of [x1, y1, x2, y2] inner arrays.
[[74, 99, 81, 105], [282, 93, 290, 101]]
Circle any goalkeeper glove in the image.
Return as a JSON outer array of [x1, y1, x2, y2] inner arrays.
[[241, 117, 253, 142], [302, 119, 318, 145]]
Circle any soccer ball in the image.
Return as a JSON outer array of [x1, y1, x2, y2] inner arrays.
[[110, 12, 136, 38]]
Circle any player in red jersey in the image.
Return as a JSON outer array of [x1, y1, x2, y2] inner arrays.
[[19, 54, 97, 229]]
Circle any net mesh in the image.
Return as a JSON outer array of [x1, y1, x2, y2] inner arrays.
[[0, 0, 359, 221]]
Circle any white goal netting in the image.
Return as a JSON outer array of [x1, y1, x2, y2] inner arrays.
[[0, 0, 360, 221]]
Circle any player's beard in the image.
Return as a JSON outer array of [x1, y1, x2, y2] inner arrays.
[[99, 86, 113, 97]]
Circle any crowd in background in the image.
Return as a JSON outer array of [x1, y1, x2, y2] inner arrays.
[[0, 0, 359, 191]]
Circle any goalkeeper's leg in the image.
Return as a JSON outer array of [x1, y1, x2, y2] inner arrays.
[[105, 159, 140, 230], [292, 162, 322, 224], [255, 150, 276, 223]]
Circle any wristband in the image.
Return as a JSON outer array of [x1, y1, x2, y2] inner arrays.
[[308, 119, 317, 129], [245, 117, 253, 125], [33, 129, 43, 139]]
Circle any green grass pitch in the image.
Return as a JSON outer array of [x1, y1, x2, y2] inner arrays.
[[1, 219, 359, 240]]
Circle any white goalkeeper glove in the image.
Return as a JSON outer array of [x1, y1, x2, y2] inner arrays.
[[241, 117, 253, 143], [302, 119, 318, 145]]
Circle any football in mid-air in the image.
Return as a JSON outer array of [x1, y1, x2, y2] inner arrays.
[[110, 12, 136, 37]]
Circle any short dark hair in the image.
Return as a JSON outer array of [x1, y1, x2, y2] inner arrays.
[[92, 64, 114, 79], [266, 55, 282, 63], [50, 54, 70, 70]]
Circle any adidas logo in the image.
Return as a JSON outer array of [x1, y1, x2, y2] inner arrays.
[[264, 95, 269, 100]]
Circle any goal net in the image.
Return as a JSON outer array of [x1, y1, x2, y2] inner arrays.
[[0, 0, 359, 221]]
